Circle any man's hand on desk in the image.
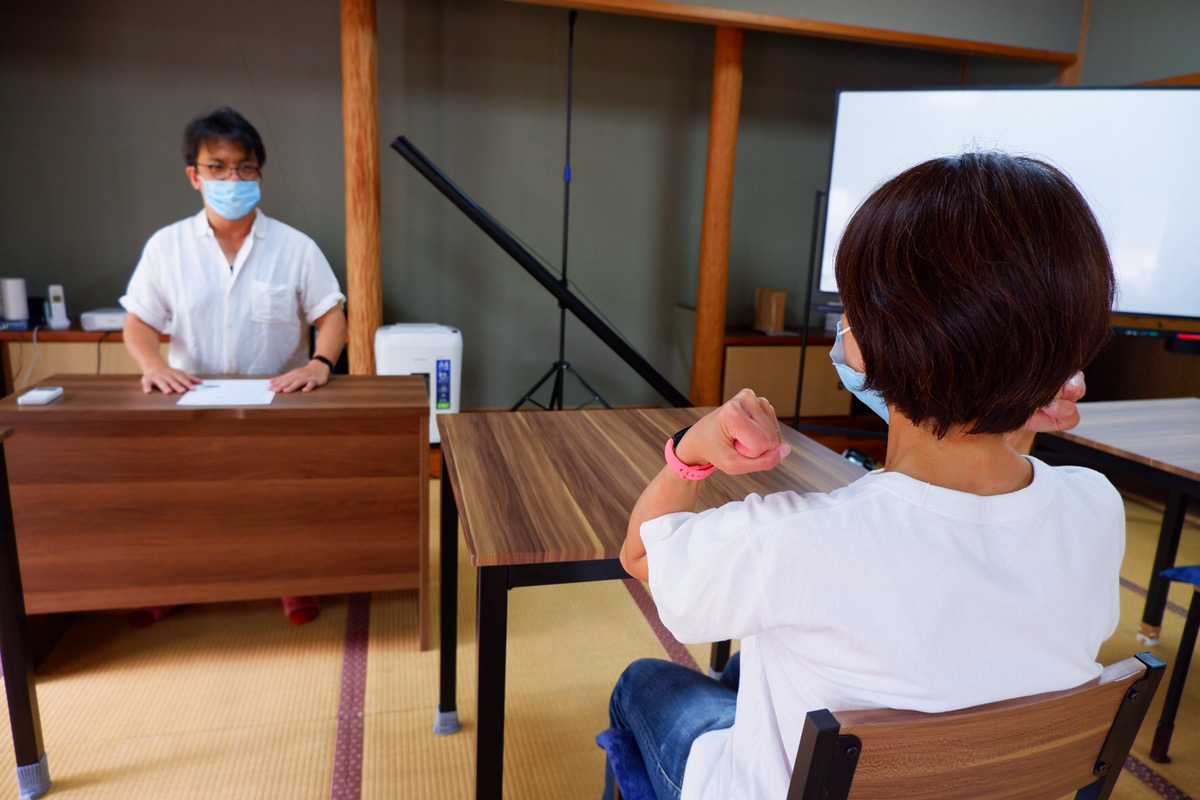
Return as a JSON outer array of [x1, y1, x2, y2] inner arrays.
[[140, 364, 202, 395], [269, 359, 332, 393]]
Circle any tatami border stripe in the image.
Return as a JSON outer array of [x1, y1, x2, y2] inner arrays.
[[330, 592, 371, 800], [623, 578, 702, 672], [1125, 755, 1195, 800], [1121, 576, 1190, 617]]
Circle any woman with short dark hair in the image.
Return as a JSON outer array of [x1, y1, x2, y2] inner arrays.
[[605, 152, 1121, 800]]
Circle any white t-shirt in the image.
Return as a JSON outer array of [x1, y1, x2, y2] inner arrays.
[[641, 457, 1124, 800], [120, 209, 345, 376]]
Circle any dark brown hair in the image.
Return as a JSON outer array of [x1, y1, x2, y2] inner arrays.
[[183, 107, 266, 168], [834, 151, 1115, 437]]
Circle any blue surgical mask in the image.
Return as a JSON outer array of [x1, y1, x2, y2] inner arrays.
[[830, 320, 890, 424], [201, 178, 261, 221]]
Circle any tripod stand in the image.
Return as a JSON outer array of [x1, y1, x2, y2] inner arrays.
[[512, 11, 610, 412]]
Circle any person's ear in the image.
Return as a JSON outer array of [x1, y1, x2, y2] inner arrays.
[[186, 165, 203, 192]]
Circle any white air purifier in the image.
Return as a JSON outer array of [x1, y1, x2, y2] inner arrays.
[[374, 323, 462, 443]]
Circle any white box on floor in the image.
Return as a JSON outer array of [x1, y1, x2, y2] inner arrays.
[[374, 323, 462, 443]]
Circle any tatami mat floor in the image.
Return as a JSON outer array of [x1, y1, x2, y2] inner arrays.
[[0, 479, 1197, 799]]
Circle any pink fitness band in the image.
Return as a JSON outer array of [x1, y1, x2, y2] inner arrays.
[[664, 430, 716, 480]]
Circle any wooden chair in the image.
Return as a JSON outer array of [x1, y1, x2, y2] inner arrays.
[[790, 653, 1164, 800], [598, 653, 1164, 800]]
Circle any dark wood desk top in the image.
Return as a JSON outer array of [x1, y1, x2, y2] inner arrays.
[[0, 374, 428, 421], [439, 407, 866, 567], [1049, 397, 1200, 484]]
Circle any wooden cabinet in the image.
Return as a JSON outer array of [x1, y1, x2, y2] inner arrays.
[[722, 328, 850, 417], [1, 330, 168, 395]]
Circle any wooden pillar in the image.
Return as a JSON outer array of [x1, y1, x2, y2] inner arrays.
[[341, 0, 383, 375], [690, 26, 744, 407]]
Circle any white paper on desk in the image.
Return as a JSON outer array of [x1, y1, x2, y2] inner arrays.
[[175, 379, 275, 406]]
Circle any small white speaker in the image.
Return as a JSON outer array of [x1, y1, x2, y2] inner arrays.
[[0, 278, 27, 322]]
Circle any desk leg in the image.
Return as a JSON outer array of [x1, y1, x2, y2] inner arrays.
[[476, 566, 508, 800], [1140, 491, 1190, 646], [1150, 586, 1200, 763], [435, 473, 462, 735], [709, 641, 731, 678], [0, 444, 50, 799]]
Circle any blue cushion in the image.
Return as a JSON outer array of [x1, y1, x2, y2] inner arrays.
[[1162, 565, 1200, 587], [596, 729, 657, 800]]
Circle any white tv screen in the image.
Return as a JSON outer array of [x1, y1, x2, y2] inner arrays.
[[818, 87, 1200, 321]]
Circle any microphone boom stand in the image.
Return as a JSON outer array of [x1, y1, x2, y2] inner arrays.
[[512, 11, 609, 411]]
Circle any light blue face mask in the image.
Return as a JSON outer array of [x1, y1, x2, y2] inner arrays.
[[201, 178, 261, 221], [829, 320, 890, 424]]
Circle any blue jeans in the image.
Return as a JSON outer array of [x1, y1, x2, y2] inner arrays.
[[603, 652, 741, 800]]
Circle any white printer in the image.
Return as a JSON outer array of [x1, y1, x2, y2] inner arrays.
[[374, 323, 462, 443], [81, 307, 127, 331]]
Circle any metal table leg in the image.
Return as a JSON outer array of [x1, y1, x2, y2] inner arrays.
[[1150, 585, 1200, 763], [476, 566, 509, 800], [435, 471, 462, 735], [0, 439, 50, 799], [1139, 491, 1189, 645]]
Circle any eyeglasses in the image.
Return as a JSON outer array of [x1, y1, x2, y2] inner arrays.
[[194, 162, 262, 181]]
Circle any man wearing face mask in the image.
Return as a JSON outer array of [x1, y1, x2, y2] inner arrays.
[[118, 107, 346, 627], [120, 107, 347, 397]]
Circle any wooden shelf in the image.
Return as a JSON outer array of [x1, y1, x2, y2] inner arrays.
[[723, 325, 833, 347], [722, 326, 850, 417]]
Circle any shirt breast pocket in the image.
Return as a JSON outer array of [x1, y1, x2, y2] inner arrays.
[[251, 280, 298, 324]]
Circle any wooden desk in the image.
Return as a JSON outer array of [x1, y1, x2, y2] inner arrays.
[[0, 374, 431, 644], [0, 373, 431, 794], [1041, 397, 1200, 644], [436, 406, 866, 800]]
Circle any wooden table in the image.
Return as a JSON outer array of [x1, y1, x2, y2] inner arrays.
[[1041, 397, 1200, 644], [0, 373, 430, 796], [0, 373, 431, 632], [435, 406, 866, 800]]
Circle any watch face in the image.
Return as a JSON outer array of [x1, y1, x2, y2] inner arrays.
[[672, 426, 691, 447]]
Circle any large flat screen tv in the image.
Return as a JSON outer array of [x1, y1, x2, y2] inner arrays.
[[818, 87, 1200, 321]]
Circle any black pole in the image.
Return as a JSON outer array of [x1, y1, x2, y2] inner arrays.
[[793, 189, 826, 425], [556, 11, 577, 388], [392, 135, 692, 409]]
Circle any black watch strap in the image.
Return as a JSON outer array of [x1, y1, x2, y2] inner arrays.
[[671, 426, 692, 448], [311, 354, 335, 371]]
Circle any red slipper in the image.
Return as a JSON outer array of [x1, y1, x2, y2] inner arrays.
[[281, 596, 320, 625], [128, 605, 179, 628]]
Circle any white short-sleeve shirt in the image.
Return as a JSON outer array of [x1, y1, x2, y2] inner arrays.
[[641, 457, 1125, 800], [120, 209, 345, 376]]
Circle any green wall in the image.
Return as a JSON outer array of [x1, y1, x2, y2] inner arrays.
[[0, 0, 1189, 408], [1082, 0, 1200, 84]]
